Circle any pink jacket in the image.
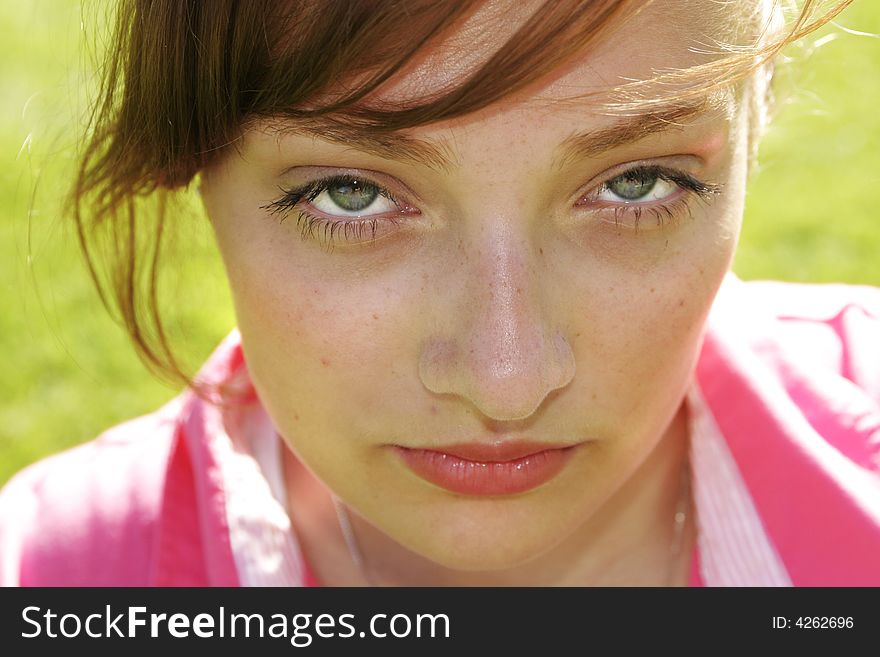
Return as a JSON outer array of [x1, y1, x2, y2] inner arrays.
[[2, 272, 879, 586]]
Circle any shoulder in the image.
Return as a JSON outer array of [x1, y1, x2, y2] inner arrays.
[[740, 277, 880, 317], [704, 275, 880, 472], [709, 275, 880, 400], [744, 278, 880, 391], [696, 275, 880, 584], [0, 397, 184, 586], [0, 330, 250, 587]]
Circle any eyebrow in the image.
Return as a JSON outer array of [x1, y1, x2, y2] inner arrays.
[[552, 97, 716, 170], [278, 96, 720, 174]]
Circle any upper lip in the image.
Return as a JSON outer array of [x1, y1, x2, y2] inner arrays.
[[397, 440, 576, 462]]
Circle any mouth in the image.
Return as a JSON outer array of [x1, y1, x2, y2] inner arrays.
[[391, 440, 582, 496]]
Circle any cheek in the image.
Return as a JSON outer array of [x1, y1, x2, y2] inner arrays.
[[566, 196, 741, 432], [223, 245, 425, 446], [573, 273, 703, 425]]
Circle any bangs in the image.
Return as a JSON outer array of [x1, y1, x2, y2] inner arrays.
[[243, 1, 845, 133], [249, 0, 636, 132]]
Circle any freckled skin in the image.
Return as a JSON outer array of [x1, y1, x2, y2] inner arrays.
[[201, 0, 759, 584]]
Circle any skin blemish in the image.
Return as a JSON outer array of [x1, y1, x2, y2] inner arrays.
[[372, 313, 379, 320], [539, 248, 544, 255], [321, 357, 332, 367], [430, 405, 438, 416], [678, 299, 685, 307]]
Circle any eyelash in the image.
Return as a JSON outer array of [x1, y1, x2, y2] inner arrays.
[[586, 165, 722, 233], [261, 174, 407, 251], [260, 166, 722, 251]]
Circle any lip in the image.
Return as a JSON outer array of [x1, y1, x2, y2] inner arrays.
[[392, 440, 580, 496]]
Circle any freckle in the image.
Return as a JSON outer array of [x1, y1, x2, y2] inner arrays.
[[698, 268, 704, 275], [372, 313, 379, 320], [650, 287, 655, 293], [539, 248, 544, 255], [293, 413, 300, 421], [576, 332, 581, 337], [320, 357, 331, 367], [430, 405, 438, 416], [591, 392, 597, 401], [678, 299, 685, 307]]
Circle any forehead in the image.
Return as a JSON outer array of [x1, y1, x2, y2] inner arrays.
[[244, 0, 760, 165]]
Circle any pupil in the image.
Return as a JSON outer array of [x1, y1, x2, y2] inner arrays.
[[328, 179, 378, 212], [609, 173, 657, 200]]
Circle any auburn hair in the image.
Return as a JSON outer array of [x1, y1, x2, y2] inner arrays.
[[70, 0, 853, 392]]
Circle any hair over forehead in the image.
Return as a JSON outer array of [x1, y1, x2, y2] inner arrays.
[[242, 0, 777, 134]]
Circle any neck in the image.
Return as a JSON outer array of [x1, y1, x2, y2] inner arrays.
[[284, 400, 695, 587]]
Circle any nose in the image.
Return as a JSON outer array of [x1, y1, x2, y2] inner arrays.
[[418, 225, 576, 422]]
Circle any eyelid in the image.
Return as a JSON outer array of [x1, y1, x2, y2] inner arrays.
[[262, 172, 423, 229], [573, 158, 688, 197], [281, 167, 421, 208], [572, 160, 719, 207], [308, 175, 400, 213]]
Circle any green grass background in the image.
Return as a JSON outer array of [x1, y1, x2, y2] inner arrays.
[[1, 1, 879, 485]]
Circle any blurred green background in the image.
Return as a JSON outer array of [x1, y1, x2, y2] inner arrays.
[[1, 1, 879, 485]]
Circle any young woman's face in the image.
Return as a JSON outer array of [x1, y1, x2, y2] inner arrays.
[[202, 1, 755, 569]]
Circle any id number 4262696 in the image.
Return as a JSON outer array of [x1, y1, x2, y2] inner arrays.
[[772, 617, 854, 629]]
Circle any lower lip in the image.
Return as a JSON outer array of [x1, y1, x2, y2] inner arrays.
[[392, 445, 578, 496]]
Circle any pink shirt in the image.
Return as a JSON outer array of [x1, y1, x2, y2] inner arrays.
[[2, 272, 879, 586]]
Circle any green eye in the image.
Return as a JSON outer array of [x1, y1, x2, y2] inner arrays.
[[606, 172, 659, 201], [595, 167, 682, 205], [327, 179, 379, 212]]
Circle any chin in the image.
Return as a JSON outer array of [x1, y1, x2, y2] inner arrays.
[[431, 548, 549, 572], [394, 502, 577, 572], [418, 532, 563, 573]]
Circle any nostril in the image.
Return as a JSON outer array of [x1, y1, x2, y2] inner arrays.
[[418, 330, 576, 422]]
